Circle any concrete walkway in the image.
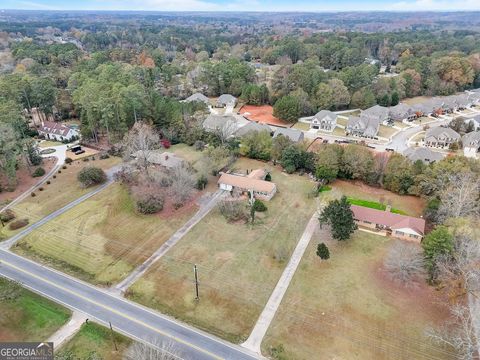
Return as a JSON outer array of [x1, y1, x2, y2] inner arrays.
[[242, 212, 319, 353], [114, 190, 226, 293], [0, 145, 67, 213], [47, 311, 87, 349]]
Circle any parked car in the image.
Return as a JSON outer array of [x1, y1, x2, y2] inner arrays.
[[70, 145, 82, 152], [386, 148, 395, 152], [74, 149, 85, 155]]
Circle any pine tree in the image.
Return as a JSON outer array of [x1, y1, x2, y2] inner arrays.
[[316, 243, 330, 260], [319, 196, 357, 241]]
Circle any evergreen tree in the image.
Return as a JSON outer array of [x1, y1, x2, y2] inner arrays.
[[316, 243, 330, 260], [319, 196, 357, 241]]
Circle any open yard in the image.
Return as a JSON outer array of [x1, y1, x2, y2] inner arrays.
[[13, 182, 200, 285], [58, 322, 131, 360], [292, 122, 310, 131], [262, 229, 454, 360], [0, 278, 71, 342], [378, 125, 399, 139], [127, 158, 318, 343]]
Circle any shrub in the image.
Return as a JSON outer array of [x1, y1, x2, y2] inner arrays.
[[99, 153, 110, 160], [0, 209, 16, 223], [65, 157, 73, 164], [32, 167, 46, 177], [31, 192, 36, 197], [265, 173, 272, 181], [9, 218, 29, 230], [253, 199, 267, 212], [46, 180, 51, 185], [195, 174, 208, 190], [53, 175, 56, 179], [77, 167, 107, 188], [161, 138, 171, 148], [134, 192, 164, 214], [38, 187, 44, 191], [316, 243, 330, 260], [58, 170, 61, 173], [218, 200, 249, 223], [82, 158, 89, 162], [62, 165, 67, 169], [194, 140, 205, 151]]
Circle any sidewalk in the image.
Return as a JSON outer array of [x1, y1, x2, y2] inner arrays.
[[47, 311, 87, 349]]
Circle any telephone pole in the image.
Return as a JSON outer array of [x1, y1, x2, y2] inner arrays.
[[193, 264, 199, 301], [109, 321, 118, 351]]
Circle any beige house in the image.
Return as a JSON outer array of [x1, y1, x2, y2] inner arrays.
[[351, 205, 426, 242], [218, 169, 276, 201]]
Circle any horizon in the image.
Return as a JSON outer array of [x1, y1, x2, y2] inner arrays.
[[2, 0, 480, 12]]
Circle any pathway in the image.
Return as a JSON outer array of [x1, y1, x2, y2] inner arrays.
[[242, 212, 319, 353], [47, 311, 87, 349], [114, 190, 226, 293]]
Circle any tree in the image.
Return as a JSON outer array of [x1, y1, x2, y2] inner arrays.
[[319, 196, 357, 241], [314, 82, 334, 110], [316, 243, 330, 260], [77, 167, 107, 188], [383, 153, 414, 194], [240, 131, 272, 161], [437, 173, 480, 222], [328, 78, 351, 109], [168, 165, 196, 208], [123, 122, 161, 171], [341, 145, 374, 182], [124, 340, 181, 360], [422, 226, 454, 282], [350, 87, 376, 109], [384, 241, 424, 286], [315, 144, 343, 184], [273, 95, 301, 123]]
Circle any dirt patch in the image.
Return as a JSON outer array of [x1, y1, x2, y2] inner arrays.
[[68, 147, 99, 161], [0, 157, 56, 204], [239, 105, 289, 127]]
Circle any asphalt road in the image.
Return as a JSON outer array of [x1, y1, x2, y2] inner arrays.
[[0, 249, 259, 360]]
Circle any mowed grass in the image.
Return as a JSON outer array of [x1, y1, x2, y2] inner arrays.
[[127, 158, 318, 343], [0, 279, 71, 342], [378, 125, 399, 139], [262, 230, 454, 360], [58, 322, 131, 360], [347, 197, 406, 215], [14, 183, 199, 285]]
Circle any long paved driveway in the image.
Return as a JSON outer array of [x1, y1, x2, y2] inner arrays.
[[0, 249, 259, 360]]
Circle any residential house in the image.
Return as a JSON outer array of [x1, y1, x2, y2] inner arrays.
[[38, 120, 79, 142], [462, 131, 480, 158], [234, 121, 272, 137], [351, 205, 426, 242], [403, 147, 444, 164], [424, 127, 461, 148], [411, 103, 433, 118], [469, 115, 480, 131], [184, 92, 210, 105], [218, 169, 277, 201], [272, 127, 304, 143], [310, 110, 337, 131], [346, 115, 380, 138], [216, 94, 237, 108], [132, 150, 185, 169], [203, 115, 238, 134], [362, 105, 391, 125], [389, 103, 415, 122]]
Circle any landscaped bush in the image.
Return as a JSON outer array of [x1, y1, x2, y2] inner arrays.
[[31, 192, 36, 197], [32, 167, 46, 177], [195, 174, 208, 190], [77, 167, 107, 188], [46, 180, 51, 184], [38, 187, 44, 191], [65, 157, 73, 164], [134, 192, 164, 214], [253, 199, 267, 212], [53, 175, 56, 179], [218, 199, 249, 223], [99, 153, 110, 160], [161, 138, 171, 148], [0, 209, 16, 223], [194, 140, 205, 151], [62, 165, 67, 169], [58, 170, 61, 173], [265, 173, 272, 181], [9, 218, 29, 230]]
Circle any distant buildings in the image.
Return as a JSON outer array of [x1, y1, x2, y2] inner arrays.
[[310, 110, 337, 131], [184, 92, 210, 105]]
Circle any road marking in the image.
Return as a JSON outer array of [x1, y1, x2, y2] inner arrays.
[[0, 259, 224, 360]]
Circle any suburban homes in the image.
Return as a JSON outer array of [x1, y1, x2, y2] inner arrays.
[[424, 127, 461, 148], [203, 114, 239, 134], [462, 131, 480, 158], [389, 103, 416, 122], [216, 94, 237, 108], [273, 127, 304, 142], [403, 147, 444, 164], [346, 115, 380, 138], [469, 115, 480, 131], [362, 105, 392, 125], [310, 110, 338, 131], [132, 150, 185, 168], [184, 92, 210, 105], [235, 121, 272, 137], [38, 120, 79, 142], [351, 205, 426, 242], [218, 168, 277, 200]]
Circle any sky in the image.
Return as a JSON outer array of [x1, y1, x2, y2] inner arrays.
[[2, 0, 480, 12]]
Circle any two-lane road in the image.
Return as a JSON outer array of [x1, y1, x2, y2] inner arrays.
[[0, 249, 259, 360]]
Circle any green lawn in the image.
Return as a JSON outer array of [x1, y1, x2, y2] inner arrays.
[[58, 322, 131, 360], [0, 278, 71, 342], [38, 140, 63, 148], [262, 230, 455, 360], [347, 197, 406, 214], [13, 183, 199, 285], [127, 158, 318, 343], [292, 122, 310, 131]]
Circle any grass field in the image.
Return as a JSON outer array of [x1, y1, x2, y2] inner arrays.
[[127, 158, 318, 343], [347, 197, 406, 215], [58, 322, 131, 360], [292, 122, 310, 131], [378, 125, 399, 139], [38, 140, 63, 148], [336, 117, 348, 127], [13, 182, 199, 285], [0, 278, 71, 342], [262, 230, 454, 360]]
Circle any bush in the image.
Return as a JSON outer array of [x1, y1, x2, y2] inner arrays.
[[218, 200, 249, 223], [46, 180, 51, 185], [53, 175, 56, 179], [82, 158, 89, 162], [196, 174, 208, 190], [265, 173, 272, 181], [134, 192, 164, 214], [58, 170, 61, 173], [316, 243, 330, 260], [194, 140, 205, 151], [32, 167, 46, 177], [38, 187, 44, 191], [0, 209, 16, 223], [65, 157, 73, 164], [161, 138, 171, 148], [62, 165, 67, 169], [77, 167, 107, 188], [9, 218, 29, 230], [31, 192, 36, 197], [253, 199, 267, 212], [99, 153, 110, 160]]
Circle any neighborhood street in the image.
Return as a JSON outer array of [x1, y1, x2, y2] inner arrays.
[[0, 249, 260, 360]]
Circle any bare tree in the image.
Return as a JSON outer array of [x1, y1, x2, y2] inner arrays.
[[426, 303, 477, 360], [383, 240, 425, 286], [215, 118, 237, 145], [169, 164, 196, 207], [123, 340, 182, 360], [123, 122, 161, 171], [437, 172, 480, 222]]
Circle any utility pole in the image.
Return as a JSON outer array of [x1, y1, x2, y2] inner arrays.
[[193, 264, 199, 301], [109, 321, 118, 351]]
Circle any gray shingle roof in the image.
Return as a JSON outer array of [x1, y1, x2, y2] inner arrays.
[[312, 110, 337, 123], [425, 126, 461, 140], [216, 94, 237, 106], [272, 127, 304, 142], [403, 147, 444, 163], [235, 121, 271, 137], [185, 93, 209, 104], [203, 115, 237, 132], [362, 105, 390, 120], [389, 103, 413, 120], [462, 131, 480, 147], [347, 115, 380, 137]]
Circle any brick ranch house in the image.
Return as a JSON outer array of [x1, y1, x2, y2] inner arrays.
[[217, 169, 276, 201], [351, 205, 426, 242]]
